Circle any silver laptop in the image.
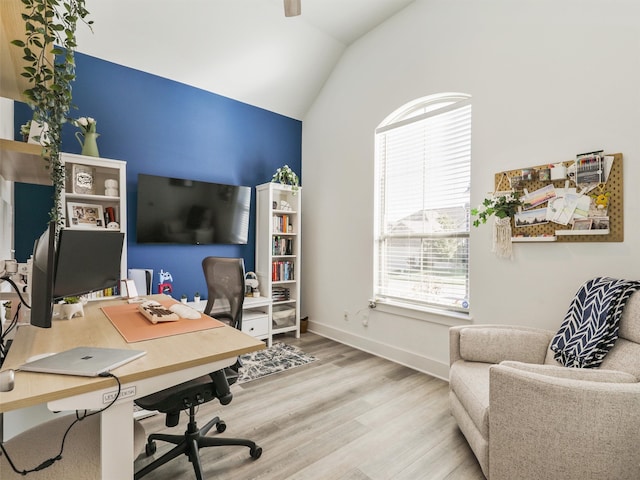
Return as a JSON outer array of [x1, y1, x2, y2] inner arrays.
[[20, 346, 146, 377]]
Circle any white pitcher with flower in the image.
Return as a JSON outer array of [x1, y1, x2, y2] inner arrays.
[[74, 117, 100, 157]]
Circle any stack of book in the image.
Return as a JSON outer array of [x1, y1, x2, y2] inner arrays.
[[272, 287, 290, 302]]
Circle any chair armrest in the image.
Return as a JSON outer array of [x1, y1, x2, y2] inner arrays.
[[449, 324, 554, 366], [489, 364, 640, 480]]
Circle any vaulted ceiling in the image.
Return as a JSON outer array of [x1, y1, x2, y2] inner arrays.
[[76, 0, 416, 120]]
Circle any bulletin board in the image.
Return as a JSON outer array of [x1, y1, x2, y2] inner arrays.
[[493, 153, 623, 242]]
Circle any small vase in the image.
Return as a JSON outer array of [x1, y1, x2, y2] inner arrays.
[[75, 131, 100, 157]]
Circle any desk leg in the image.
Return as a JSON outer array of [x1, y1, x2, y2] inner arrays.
[[101, 400, 134, 478]]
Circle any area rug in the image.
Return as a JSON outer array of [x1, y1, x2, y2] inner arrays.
[[238, 342, 317, 383]]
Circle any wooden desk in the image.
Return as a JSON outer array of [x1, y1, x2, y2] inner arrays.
[[0, 295, 264, 478]]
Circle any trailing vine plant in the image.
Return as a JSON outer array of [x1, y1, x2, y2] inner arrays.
[[11, 0, 92, 229]]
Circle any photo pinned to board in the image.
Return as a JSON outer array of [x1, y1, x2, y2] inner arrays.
[[521, 184, 556, 210], [546, 190, 590, 226], [515, 208, 549, 227]]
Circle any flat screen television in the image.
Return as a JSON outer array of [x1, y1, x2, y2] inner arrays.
[[136, 173, 251, 245]]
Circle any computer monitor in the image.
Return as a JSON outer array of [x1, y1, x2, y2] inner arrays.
[[53, 230, 124, 299], [28, 227, 125, 328], [29, 222, 56, 328]]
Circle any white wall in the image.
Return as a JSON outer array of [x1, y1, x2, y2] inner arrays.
[[301, 0, 640, 379]]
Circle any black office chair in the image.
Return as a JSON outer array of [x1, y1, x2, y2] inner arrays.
[[134, 257, 261, 480], [202, 256, 247, 372], [202, 256, 245, 331]]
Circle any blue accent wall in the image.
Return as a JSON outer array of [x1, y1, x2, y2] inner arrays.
[[14, 183, 53, 262], [15, 52, 302, 299]]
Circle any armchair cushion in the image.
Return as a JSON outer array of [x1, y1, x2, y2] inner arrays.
[[499, 360, 638, 383], [599, 338, 640, 378], [459, 326, 553, 364]]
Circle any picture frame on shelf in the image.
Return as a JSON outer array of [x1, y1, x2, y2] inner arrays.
[[592, 216, 609, 230], [572, 218, 593, 231], [67, 202, 104, 229], [71, 164, 96, 194]]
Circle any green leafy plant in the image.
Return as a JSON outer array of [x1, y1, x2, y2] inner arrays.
[[272, 165, 299, 193], [471, 191, 524, 227], [11, 0, 93, 228], [62, 296, 80, 304]]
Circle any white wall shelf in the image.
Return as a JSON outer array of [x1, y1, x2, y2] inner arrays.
[[555, 229, 610, 236], [511, 236, 557, 242]]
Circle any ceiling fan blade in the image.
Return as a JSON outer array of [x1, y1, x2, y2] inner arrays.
[[284, 0, 301, 17]]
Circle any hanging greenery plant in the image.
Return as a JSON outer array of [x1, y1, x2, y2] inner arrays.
[[11, 0, 92, 229]]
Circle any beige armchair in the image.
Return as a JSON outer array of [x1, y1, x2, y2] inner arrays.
[[449, 290, 640, 480]]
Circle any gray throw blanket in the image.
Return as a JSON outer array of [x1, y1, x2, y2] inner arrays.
[[551, 277, 640, 368]]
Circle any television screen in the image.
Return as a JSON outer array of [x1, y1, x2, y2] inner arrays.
[[136, 174, 251, 245], [53, 230, 124, 299]]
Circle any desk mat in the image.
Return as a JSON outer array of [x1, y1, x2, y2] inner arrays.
[[102, 300, 225, 343]]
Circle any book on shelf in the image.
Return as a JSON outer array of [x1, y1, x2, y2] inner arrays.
[[84, 285, 120, 300], [272, 236, 294, 255], [273, 215, 293, 233], [271, 260, 295, 281]]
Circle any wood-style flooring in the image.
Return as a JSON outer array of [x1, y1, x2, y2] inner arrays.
[[135, 333, 485, 480]]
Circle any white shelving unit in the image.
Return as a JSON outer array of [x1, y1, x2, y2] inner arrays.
[[188, 296, 273, 346], [61, 153, 127, 294], [256, 182, 301, 339]]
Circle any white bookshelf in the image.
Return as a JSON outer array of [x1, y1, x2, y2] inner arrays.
[[256, 182, 301, 339], [61, 153, 127, 291]]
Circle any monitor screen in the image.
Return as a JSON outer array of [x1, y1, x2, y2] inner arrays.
[[29, 222, 56, 328], [136, 173, 251, 245], [53, 230, 125, 299]]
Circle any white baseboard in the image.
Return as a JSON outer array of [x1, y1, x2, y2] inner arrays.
[[307, 322, 449, 381]]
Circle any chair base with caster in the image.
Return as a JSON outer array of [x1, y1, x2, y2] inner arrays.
[[135, 405, 262, 480]]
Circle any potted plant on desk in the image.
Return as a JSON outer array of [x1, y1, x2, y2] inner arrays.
[[56, 296, 85, 320]]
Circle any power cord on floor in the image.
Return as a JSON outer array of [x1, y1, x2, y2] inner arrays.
[[0, 372, 121, 475]]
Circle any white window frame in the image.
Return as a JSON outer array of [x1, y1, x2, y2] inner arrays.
[[374, 93, 471, 316]]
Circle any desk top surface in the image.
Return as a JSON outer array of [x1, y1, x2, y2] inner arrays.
[[0, 295, 264, 412]]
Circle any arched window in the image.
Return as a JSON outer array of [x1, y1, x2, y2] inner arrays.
[[374, 93, 471, 313]]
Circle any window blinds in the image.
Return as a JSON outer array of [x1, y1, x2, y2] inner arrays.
[[374, 99, 471, 312]]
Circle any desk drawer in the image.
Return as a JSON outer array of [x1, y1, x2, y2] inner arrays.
[[242, 312, 269, 337]]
